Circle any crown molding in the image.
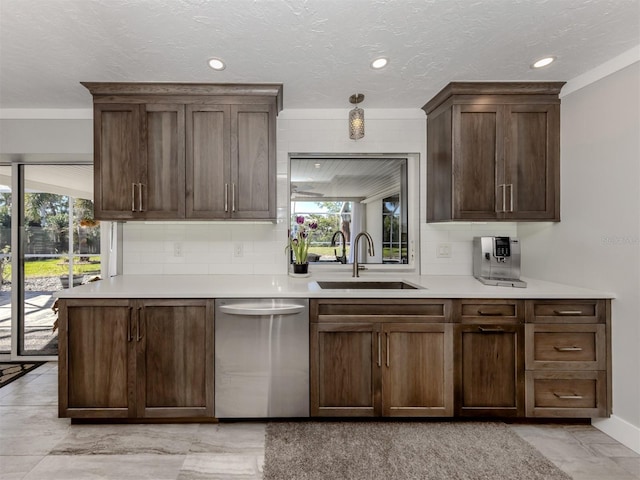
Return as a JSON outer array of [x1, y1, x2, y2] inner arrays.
[[562, 45, 640, 97]]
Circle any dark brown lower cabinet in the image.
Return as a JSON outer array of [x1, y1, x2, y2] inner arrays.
[[382, 323, 454, 417], [524, 300, 610, 417], [455, 323, 525, 417], [59, 296, 610, 422], [136, 300, 213, 418], [311, 322, 380, 417], [59, 298, 214, 420], [310, 299, 454, 418], [60, 299, 134, 419]]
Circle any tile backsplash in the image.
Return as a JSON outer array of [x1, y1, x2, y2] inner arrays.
[[122, 222, 288, 275], [123, 221, 518, 276], [420, 222, 518, 275]]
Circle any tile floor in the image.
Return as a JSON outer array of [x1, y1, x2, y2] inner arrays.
[[1, 362, 638, 480]]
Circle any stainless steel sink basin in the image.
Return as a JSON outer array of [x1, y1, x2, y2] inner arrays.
[[316, 281, 422, 290]]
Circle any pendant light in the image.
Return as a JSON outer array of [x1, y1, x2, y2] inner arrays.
[[348, 93, 365, 140]]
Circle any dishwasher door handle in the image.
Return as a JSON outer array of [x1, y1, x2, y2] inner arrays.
[[218, 304, 306, 316]]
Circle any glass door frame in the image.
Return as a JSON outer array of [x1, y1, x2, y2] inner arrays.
[[2, 160, 97, 361]]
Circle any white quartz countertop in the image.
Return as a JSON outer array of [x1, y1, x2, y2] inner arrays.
[[54, 274, 615, 299]]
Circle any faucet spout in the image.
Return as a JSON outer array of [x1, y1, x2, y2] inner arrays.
[[352, 231, 375, 277], [330, 230, 347, 264]]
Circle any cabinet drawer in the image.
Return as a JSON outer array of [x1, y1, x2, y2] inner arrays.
[[312, 299, 451, 323], [526, 300, 605, 323], [525, 324, 605, 370], [456, 299, 524, 324], [525, 371, 606, 417]]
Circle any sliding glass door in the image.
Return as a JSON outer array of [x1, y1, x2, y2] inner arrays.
[[0, 163, 99, 357], [20, 164, 99, 356]]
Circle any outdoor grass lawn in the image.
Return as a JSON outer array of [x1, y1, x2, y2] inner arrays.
[[4, 257, 101, 278]]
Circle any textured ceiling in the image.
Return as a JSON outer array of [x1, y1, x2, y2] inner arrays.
[[1, 0, 639, 110]]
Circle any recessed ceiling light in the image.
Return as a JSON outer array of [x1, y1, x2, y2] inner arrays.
[[371, 57, 388, 69], [208, 58, 226, 70], [531, 56, 556, 69]]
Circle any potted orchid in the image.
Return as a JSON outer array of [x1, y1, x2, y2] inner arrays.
[[289, 215, 318, 274]]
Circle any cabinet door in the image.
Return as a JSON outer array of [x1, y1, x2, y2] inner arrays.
[[135, 300, 214, 418], [141, 104, 185, 219], [93, 103, 141, 220], [504, 104, 560, 220], [185, 105, 231, 218], [310, 323, 381, 417], [58, 299, 134, 418], [230, 104, 276, 220], [456, 323, 524, 416], [382, 323, 453, 417], [452, 104, 502, 220]]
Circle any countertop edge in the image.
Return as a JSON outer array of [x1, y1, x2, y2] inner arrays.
[[53, 274, 616, 300]]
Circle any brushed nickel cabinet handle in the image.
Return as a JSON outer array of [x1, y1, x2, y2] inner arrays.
[[553, 310, 583, 316], [509, 183, 514, 212], [138, 183, 144, 211], [386, 332, 390, 367], [232, 183, 236, 212], [498, 184, 506, 212], [554, 346, 583, 352], [554, 393, 583, 400], [478, 327, 506, 333], [377, 332, 381, 367], [127, 307, 133, 342], [224, 183, 229, 212], [478, 310, 504, 316], [131, 183, 136, 211], [136, 307, 142, 342]]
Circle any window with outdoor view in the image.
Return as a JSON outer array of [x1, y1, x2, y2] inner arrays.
[[290, 155, 411, 266]]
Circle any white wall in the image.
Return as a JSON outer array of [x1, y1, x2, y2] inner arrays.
[[0, 118, 92, 157], [519, 61, 640, 452]]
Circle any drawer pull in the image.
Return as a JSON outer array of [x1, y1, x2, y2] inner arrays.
[[478, 327, 505, 333], [553, 393, 584, 400], [554, 346, 583, 352], [553, 310, 583, 315], [478, 310, 504, 316]]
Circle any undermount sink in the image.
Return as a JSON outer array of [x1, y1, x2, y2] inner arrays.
[[316, 281, 422, 290]]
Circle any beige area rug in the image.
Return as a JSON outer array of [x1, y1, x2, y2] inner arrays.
[[263, 421, 572, 480]]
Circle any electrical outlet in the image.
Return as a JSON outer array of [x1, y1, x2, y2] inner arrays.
[[233, 242, 244, 257], [436, 243, 452, 258], [173, 242, 183, 257]]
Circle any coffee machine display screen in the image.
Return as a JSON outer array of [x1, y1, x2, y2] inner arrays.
[[493, 237, 511, 257]]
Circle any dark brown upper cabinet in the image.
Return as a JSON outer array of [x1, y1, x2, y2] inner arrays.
[[83, 82, 282, 221], [423, 82, 565, 222]]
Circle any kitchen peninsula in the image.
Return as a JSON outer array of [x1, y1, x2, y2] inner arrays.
[[56, 274, 613, 423]]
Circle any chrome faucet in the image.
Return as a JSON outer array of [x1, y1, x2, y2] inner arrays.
[[330, 230, 347, 264], [352, 231, 375, 277]]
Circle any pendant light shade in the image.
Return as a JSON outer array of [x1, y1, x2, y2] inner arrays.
[[348, 93, 365, 140]]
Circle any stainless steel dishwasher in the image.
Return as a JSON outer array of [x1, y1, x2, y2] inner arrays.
[[214, 298, 309, 418]]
